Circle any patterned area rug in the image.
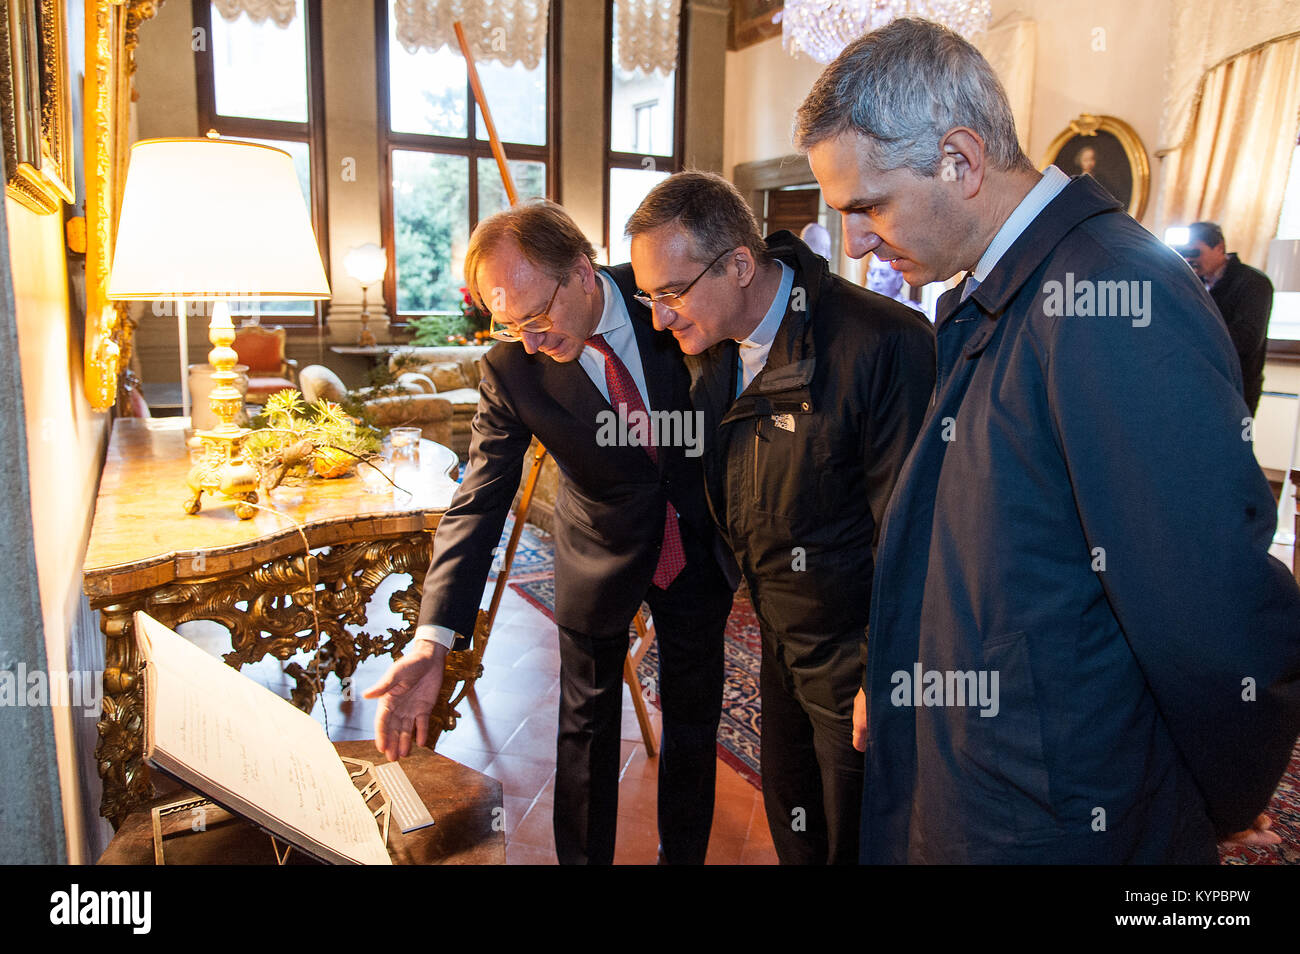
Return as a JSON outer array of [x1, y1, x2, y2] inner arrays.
[[495, 518, 762, 789], [492, 519, 1300, 855], [1218, 740, 1300, 865]]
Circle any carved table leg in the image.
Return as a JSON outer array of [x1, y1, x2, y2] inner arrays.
[[95, 601, 154, 828]]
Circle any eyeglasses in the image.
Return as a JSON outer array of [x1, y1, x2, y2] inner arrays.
[[488, 276, 562, 342], [634, 249, 729, 311]]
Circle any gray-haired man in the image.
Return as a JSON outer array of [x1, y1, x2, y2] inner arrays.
[[797, 16, 1300, 863]]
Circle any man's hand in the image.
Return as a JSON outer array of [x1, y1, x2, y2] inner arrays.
[[363, 641, 449, 762], [852, 687, 868, 752], [1224, 813, 1282, 847]]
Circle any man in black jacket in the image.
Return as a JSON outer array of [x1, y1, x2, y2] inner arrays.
[[627, 172, 936, 863], [1177, 221, 1274, 415], [366, 200, 735, 865]]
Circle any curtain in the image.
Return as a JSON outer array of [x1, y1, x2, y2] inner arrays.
[[974, 14, 1036, 156], [392, 0, 550, 70], [212, 0, 298, 28], [1160, 35, 1300, 268], [615, 0, 681, 77], [1162, 0, 1300, 153]]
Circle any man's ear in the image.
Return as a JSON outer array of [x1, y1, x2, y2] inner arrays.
[[574, 255, 598, 293], [733, 247, 758, 288], [937, 127, 986, 199]]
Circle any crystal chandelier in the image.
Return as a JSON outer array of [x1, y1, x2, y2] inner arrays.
[[782, 0, 993, 64]]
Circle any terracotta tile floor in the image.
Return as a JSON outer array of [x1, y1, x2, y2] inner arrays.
[[181, 575, 777, 865]]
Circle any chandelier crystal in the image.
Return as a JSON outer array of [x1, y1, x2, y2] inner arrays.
[[782, 0, 993, 64]]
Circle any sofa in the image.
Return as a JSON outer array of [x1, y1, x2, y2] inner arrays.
[[388, 346, 491, 459], [299, 364, 454, 450]]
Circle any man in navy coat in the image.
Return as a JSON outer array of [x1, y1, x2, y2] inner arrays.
[[796, 17, 1300, 863]]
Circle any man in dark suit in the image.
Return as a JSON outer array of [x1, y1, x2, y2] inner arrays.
[[1176, 221, 1274, 415], [796, 17, 1300, 863], [365, 200, 735, 865]]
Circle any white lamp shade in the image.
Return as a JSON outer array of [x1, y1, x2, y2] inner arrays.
[[344, 242, 387, 286], [108, 138, 331, 300]]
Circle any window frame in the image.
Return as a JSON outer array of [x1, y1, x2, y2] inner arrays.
[[1267, 133, 1300, 357], [192, 0, 330, 328], [602, 0, 688, 259], [375, 0, 559, 324]]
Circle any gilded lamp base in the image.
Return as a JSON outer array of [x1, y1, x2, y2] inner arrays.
[[185, 300, 259, 519]]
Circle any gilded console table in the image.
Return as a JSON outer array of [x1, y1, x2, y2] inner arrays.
[[83, 418, 460, 827]]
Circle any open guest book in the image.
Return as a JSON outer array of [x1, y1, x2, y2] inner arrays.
[[135, 611, 392, 865]]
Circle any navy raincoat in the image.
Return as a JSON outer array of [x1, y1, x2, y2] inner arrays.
[[862, 175, 1300, 864]]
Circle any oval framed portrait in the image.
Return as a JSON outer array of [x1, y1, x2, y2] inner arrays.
[[1043, 114, 1150, 220]]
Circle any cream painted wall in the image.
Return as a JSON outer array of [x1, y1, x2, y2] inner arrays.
[[724, 0, 1171, 230], [722, 35, 824, 180], [6, 196, 111, 864]]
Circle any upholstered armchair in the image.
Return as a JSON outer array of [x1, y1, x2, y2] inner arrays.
[[299, 364, 454, 449], [232, 325, 299, 404], [388, 346, 490, 459]]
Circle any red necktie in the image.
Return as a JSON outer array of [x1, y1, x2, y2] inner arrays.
[[586, 333, 685, 588]]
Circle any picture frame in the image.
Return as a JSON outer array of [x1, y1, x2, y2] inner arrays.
[[1043, 113, 1150, 220], [83, 1, 164, 412], [0, 0, 75, 214], [729, 0, 783, 51]]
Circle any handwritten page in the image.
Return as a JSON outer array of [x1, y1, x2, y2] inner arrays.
[[136, 611, 391, 865]]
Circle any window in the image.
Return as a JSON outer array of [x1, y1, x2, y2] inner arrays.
[[1267, 140, 1300, 345], [379, 1, 554, 320], [193, 0, 328, 326], [633, 100, 657, 154], [604, 0, 685, 264]]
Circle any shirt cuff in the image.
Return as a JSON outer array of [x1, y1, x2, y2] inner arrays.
[[414, 624, 457, 650]]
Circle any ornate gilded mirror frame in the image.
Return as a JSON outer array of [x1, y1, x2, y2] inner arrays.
[[1043, 113, 1151, 221], [1, 0, 77, 214], [83, 0, 164, 411]]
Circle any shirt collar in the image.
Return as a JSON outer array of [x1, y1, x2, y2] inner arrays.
[[592, 271, 629, 337], [970, 165, 1071, 283], [740, 260, 794, 349]]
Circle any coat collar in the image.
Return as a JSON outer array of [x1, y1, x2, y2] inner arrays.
[[961, 175, 1124, 322]]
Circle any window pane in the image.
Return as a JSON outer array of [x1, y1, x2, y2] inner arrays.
[[1267, 145, 1300, 339], [392, 150, 470, 314], [388, 9, 467, 137], [477, 159, 547, 220], [608, 166, 669, 264], [610, 1, 676, 156], [474, 57, 548, 146], [210, 2, 308, 123]]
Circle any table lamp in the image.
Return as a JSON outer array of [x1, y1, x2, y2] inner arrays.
[[108, 135, 331, 518], [344, 243, 387, 347]]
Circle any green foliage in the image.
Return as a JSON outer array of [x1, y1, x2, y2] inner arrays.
[[244, 390, 381, 487], [407, 313, 475, 346]]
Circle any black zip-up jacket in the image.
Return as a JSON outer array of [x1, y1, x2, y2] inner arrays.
[[686, 231, 935, 707]]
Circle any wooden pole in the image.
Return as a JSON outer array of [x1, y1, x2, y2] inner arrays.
[[454, 21, 518, 206]]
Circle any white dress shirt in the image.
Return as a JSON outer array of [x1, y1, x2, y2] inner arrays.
[[969, 165, 1071, 284], [737, 260, 794, 396]]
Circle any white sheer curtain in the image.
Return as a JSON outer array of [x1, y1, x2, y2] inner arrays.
[[211, 0, 298, 28], [615, 0, 681, 77], [392, 0, 550, 70]]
